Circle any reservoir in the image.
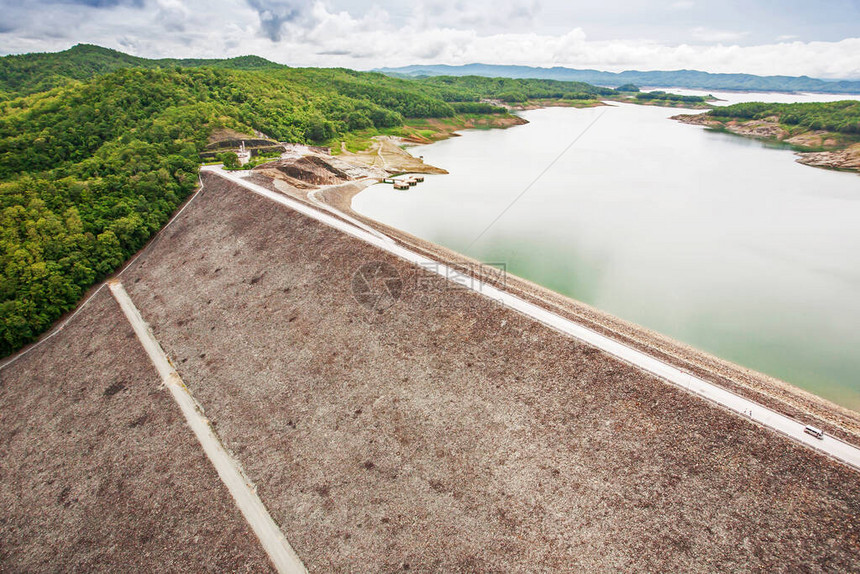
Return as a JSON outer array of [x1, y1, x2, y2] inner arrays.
[[352, 93, 860, 411]]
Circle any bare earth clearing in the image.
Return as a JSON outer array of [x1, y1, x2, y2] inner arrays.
[[108, 172, 860, 572], [335, 136, 449, 175]]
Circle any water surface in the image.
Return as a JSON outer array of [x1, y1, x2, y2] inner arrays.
[[353, 95, 860, 411]]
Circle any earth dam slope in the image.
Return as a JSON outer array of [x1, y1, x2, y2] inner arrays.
[[111, 172, 860, 572], [0, 288, 275, 573]]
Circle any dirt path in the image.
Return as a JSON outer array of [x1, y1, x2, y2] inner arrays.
[[0, 287, 278, 571], [109, 280, 307, 574], [307, 178, 391, 243]]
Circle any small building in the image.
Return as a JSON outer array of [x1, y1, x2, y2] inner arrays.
[[236, 141, 251, 166]]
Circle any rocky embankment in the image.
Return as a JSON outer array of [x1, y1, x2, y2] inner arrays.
[[794, 143, 860, 171], [673, 113, 860, 173], [673, 113, 788, 138], [251, 139, 447, 199], [254, 147, 389, 188]]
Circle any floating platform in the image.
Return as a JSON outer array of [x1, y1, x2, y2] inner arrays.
[[387, 174, 424, 190]]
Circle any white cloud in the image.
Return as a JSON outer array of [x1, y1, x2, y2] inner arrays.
[[0, 0, 858, 79], [690, 27, 748, 43]]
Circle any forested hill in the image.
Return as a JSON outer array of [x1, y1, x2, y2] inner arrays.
[[0, 44, 283, 97], [0, 46, 622, 356], [378, 63, 860, 94], [708, 100, 860, 135]]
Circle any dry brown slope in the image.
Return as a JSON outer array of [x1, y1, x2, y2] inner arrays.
[[255, 166, 860, 444], [121, 172, 860, 572], [0, 289, 275, 573]]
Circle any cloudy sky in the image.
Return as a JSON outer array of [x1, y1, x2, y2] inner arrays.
[[0, 0, 858, 78]]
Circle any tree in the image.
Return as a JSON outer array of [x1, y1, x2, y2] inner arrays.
[[219, 151, 240, 169]]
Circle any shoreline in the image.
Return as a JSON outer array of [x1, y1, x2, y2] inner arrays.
[[672, 112, 860, 172], [331, 112, 530, 163], [330, 92, 715, 166]]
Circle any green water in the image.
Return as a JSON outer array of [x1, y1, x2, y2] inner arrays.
[[353, 94, 860, 411]]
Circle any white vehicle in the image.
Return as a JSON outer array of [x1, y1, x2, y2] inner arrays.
[[804, 425, 825, 439]]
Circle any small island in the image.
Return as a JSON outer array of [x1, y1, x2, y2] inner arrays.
[[628, 90, 715, 108], [674, 100, 860, 172]]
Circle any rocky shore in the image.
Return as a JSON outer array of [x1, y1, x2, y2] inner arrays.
[[673, 112, 860, 173], [796, 143, 860, 171]]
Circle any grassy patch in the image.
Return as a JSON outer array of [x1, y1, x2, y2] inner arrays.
[[332, 126, 408, 154]]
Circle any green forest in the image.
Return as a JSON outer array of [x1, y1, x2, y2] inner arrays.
[[0, 45, 628, 355], [635, 91, 709, 104], [418, 75, 616, 103]]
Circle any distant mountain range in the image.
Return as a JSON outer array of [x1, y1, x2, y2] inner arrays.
[[375, 64, 860, 94], [6, 46, 857, 96]]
